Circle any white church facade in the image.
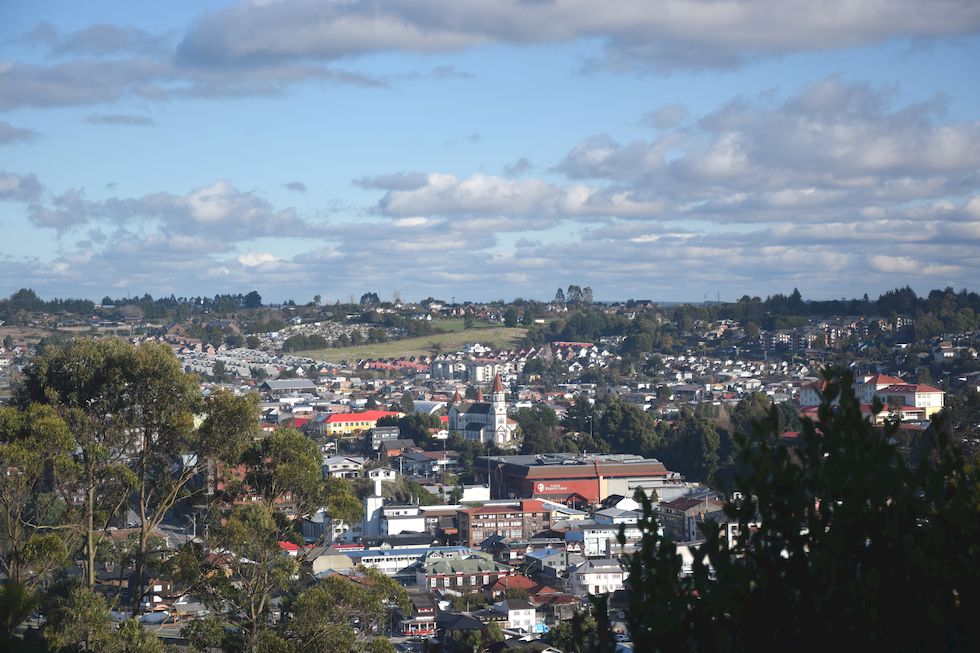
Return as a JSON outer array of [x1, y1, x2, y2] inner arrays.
[[447, 373, 517, 447]]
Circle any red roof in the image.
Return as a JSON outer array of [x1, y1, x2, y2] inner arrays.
[[867, 373, 904, 387], [492, 372, 504, 393], [278, 541, 301, 552], [488, 575, 537, 592], [324, 410, 400, 424], [881, 384, 943, 394]]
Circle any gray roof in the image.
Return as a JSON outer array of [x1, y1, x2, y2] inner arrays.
[[496, 598, 535, 611], [420, 556, 511, 575], [261, 379, 317, 391]]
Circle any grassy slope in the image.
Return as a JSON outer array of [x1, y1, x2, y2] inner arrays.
[[299, 325, 527, 362]]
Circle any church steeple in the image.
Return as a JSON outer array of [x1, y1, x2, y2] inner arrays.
[[492, 372, 504, 394], [476, 387, 484, 402], [490, 372, 507, 444]]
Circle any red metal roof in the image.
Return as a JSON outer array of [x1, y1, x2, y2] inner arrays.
[[324, 410, 400, 424]]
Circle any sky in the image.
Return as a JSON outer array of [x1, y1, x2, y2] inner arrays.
[[1, 1, 979, 304]]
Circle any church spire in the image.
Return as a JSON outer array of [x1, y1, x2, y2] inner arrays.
[[492, 372, 504, 393], [452, 389, 462, 403], [476, 387, 484, 402]]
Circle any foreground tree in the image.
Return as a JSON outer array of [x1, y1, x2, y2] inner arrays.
[[601, 369, 980, 651], [15, 339, 139, 590], [185, 503, 297, 653], [283, 569, 408, 652], [16, 339, 256, 612], [0, 405, 75, 589], [42, 584, 162, 653]]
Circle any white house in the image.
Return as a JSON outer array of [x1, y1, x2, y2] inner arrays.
[[492, 598, 537, 632], [568, 558, 628, 596], [367, 467, 398, 483], [381, 505, 428, 536], [322, 455, 365, 478]]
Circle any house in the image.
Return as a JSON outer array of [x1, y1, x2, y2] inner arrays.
[[491, 598, 537, 632], [380, 504, 428, 536], [567, 558, 628, 596], [398, 590, 437, 637], [380, 438, 418, 457], [565, 522, 643, 558], [483, 574, 543, 599], [321, 455, 364, 478], [524, 549, 586, 581], [531, 592, 582, 624], [367, 467, 398, 483], [398, 450, 460, 477]]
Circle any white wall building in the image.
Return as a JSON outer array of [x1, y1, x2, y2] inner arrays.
[[568, 558, 628, 596]]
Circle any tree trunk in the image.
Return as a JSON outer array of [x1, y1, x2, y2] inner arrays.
[[131, 439, 149, 616], [86, 485, 96, 589], [131, 492, 147, 616]]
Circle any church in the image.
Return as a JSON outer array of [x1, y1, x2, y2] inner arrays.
[[447, 372, 517, 447]]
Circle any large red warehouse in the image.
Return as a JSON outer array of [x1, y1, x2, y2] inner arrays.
[[475, 453, 685, 508]]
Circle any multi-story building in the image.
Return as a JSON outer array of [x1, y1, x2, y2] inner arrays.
[[567, 558, 628, 596], [565, 522, 644, 558], [414, 550, 515, 591], [876, 383, 945, 418], [314, 410, 401, 437], [457, 500, 552, 548], [659, 496, 725, 542]]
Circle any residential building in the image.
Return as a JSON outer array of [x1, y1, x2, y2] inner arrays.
[[321, 455, 364, 478], [414, 551, 515, 592], [398, 590, 437, 637], [492, 598, 537, 632], [457, 500, 552, 548], [568, 558, 628, 596], [659, 496, 725, 542]]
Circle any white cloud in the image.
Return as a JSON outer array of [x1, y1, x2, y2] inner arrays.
[[177, 1, 980, 70], [237, 252, 281, 267]]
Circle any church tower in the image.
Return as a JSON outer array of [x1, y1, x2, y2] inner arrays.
[[363, 477, 385, 537], [490, 372, 507, 444]]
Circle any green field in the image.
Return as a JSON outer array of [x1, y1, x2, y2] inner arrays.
[[299, 325, 527, 362]]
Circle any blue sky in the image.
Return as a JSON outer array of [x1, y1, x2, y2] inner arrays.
[[2, 1, 979, 303]]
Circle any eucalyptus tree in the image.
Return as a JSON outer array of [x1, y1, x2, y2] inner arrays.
[[17, 338, 258, 613]]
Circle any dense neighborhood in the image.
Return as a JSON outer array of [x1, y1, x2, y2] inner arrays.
[[0, 286, 978, 652]]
